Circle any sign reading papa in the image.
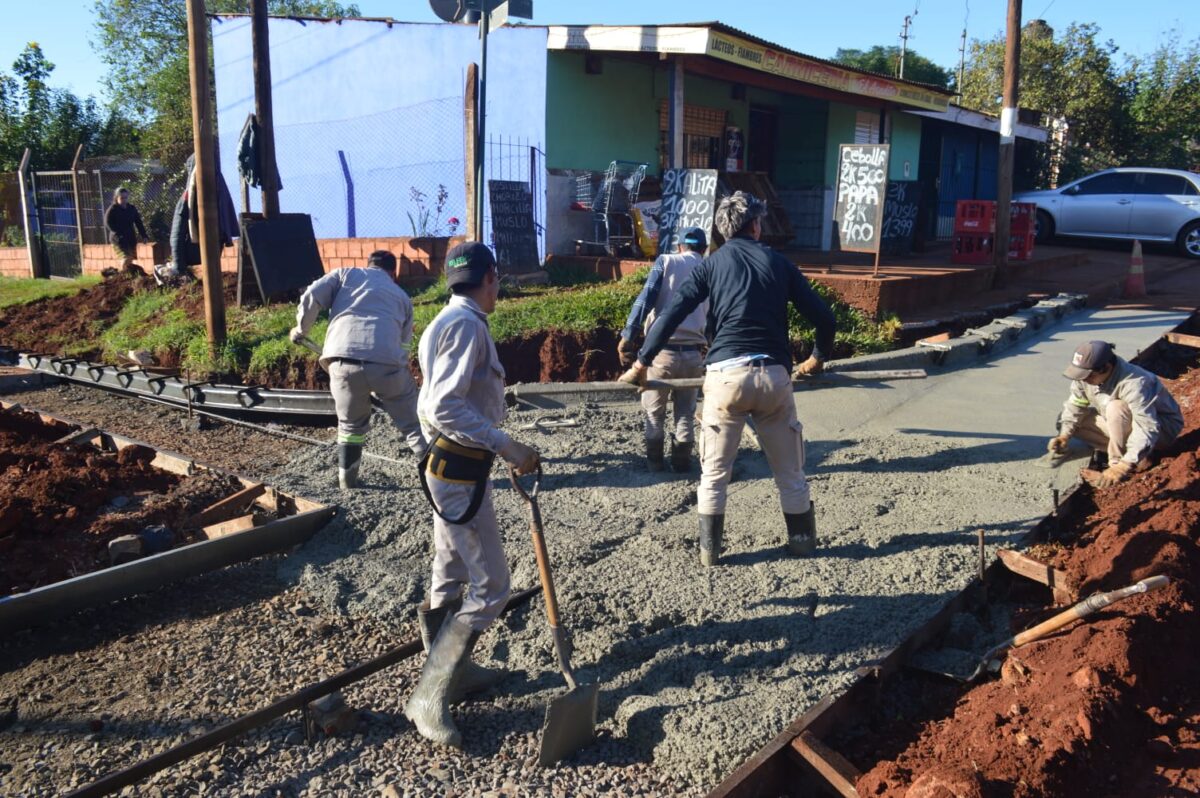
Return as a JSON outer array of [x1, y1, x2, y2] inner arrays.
[[657, 168, 718, 255], [834, 143, 890, 254]]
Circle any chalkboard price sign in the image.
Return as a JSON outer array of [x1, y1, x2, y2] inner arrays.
[[657, 168, 718, 255], [881, 180, 919, 256], [488, 180, 540, 273], [834, 143, 890, 254]]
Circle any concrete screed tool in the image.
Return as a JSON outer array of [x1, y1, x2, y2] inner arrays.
[[510, 465, 599, 766], [946, 574, 1170, 683]]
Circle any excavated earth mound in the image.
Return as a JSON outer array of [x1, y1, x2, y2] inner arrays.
[[852, 365, 1200, 798]]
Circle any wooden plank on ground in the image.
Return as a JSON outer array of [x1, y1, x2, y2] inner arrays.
[[788, 731, 861, 798], [54, 427, 98, 445], [187, 483, 266, 529], [998, 549, 1078, 603], [203, 513, 256, 540], [1165, 332, 1200, 349]]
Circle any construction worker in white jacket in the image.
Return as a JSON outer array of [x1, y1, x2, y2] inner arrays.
[[290, 250, 427, 488], [1048, 340, 1183, 488], [405, 241, 539, 750]]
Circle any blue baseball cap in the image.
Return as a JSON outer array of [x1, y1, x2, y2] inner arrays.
[[681, 227, 708, 249]]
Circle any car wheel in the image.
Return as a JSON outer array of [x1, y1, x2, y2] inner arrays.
[[1035, 210, 1055, 244], [1178, 220, 1200, 259]]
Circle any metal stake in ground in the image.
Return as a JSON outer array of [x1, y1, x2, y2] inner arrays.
[[509, 464, 599, 766]]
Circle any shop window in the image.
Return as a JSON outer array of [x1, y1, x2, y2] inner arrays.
[[855, 111, 879, 144], [658, 101, 728, 170]]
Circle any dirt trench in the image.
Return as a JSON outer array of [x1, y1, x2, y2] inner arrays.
[[844, 363, 1200, 798]]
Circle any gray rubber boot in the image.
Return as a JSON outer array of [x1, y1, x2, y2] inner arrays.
[[698, 514, 724, 567], [417, 599, 504, 702], [646, 438, 665, 472], [338, 443, 363, 489], [404, 616, 477, 748], [671, 441, 693, 473], [784, 502, 817, 556]]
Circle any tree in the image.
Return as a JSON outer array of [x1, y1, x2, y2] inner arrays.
[[93, 0, 361, 165], [960, 22, 1132, 184], [1124, 35, 1200, 171], [834, 45, 953, 89]]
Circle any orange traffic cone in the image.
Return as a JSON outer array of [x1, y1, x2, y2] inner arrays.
[[1122, 240, 1146, 298]]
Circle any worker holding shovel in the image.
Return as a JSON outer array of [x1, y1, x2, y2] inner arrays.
[[1049, 340, 1183, 488], [406, 241, 540, 749], [290, 249, 426, 488]]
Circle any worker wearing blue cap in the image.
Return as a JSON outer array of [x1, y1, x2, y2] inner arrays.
[[618, 226, 710, 472]]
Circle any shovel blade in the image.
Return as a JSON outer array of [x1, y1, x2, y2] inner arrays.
[[537, 683, 599, 767]]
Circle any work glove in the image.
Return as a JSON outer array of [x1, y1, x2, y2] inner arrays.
[[618, 362, 648, 389], [793, 355, 824, 378], [1088, 460, 1132, 489], [617, 336, 639, 369], [499, 438, 540, 476], [288, 326, 306, 344], [1046, 435, 1070, 454]]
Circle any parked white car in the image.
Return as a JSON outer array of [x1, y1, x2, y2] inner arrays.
[[1015, 167, 1200, 258]]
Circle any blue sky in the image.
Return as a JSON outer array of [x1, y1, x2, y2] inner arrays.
[[1, 0, 1193, 101]]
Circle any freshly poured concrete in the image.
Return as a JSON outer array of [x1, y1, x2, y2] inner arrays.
[[270, 306, 1189, 790]]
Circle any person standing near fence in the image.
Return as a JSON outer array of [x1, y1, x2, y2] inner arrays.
[[104, 187, 148, 274]]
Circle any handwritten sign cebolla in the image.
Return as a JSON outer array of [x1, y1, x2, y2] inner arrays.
[[834, 143, 890, 253]]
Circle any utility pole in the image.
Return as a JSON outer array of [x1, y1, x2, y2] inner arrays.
[[186, 0, 226, 349], [898, 14, 914, 79], [251, 0, 280, 218], [993, 0, 1021, 288], [957, 28, 967, 104]]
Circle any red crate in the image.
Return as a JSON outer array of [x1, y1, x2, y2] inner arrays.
[[952, 232, 994, 264], [1009, 202, 1037, 234], [954, 200, 996, 234], [1008, 231, 1036, 261]]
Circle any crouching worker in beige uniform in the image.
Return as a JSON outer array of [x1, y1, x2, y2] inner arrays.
[[291, 250, 426, 488], [1049, 340, 1183, 489], [405, 242, 540, 749]]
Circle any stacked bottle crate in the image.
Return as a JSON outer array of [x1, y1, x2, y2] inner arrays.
[[1008, 202, 1037, 260], [952, 200, 995, 264]]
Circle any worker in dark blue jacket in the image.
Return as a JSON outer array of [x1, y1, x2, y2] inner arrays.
[[620, 191, 836, 566]]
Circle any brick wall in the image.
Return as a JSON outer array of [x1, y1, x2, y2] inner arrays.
[[81, 243, 168, 276], [0, 246, 32, 279]]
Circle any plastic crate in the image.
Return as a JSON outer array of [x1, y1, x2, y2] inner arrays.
[[954, 200, 996, 234], [1009, 202, 1037, 234], [1008, 231, 1036, 261], [952, 232, 994, 264]]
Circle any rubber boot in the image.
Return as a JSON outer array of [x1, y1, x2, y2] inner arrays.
[[784, 502, 817, 556], [338, 442, 363, 489], [417, 599, 504, 702], [404, 616, 477, 748], [646, 438, 665, 472], [698, 514, 724, 567], [671, 441, 693, 473]]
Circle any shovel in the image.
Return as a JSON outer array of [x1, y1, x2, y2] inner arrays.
[[945, 574, 1170, 683], [509, 464, 599, 767]]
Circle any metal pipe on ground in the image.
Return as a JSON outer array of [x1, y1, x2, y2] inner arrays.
[[64, 587, 540, 798]]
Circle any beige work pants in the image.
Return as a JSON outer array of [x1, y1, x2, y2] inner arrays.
[[697, 363, 809, 516], [641, 348, 704, 443], [427, 478, 511, 632], [1068, 398, 1174, 464], [328, 359, 425, 454]]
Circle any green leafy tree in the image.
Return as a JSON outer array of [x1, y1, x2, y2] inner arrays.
[[93, 0, 361, 164], [1124, 34, 1200, 171], [960, 21, 1132, 184], [834, 45, 953, 89]]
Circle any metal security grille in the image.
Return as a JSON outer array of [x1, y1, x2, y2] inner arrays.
[[30, 171, 81, 278], [484, 138, 547, 263]]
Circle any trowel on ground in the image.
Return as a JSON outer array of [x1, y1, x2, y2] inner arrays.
[[1033, 442, 1092, 469], [937, 574, 1169, 683], [510, 465, 599, 767]]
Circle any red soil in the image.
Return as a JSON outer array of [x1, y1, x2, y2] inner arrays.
[[0, 406, 241, 595], [853, 365, 1200, 798], [0, 272, 149, 360]]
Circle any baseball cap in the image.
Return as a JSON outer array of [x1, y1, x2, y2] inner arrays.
[[1063, 340, 1115, 380], [445, 241, 496, 288], [681, 227, 708, 249]]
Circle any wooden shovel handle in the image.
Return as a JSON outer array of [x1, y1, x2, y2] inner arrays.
[[1012, 575, 1169, 648], [510, 466, 561, 628]]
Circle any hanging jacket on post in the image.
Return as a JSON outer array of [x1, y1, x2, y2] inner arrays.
[[170, 152, 242, 269]]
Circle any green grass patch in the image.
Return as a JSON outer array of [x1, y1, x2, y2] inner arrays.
[[0, 275, 101, 309]]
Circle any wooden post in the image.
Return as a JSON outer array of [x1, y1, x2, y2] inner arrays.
[[992, 0, 1022, 288], [70, 143, 86, 269], [250, 0, 280, 218], [464, 63, 478, 240], [17, 148, 44, 279], [474, 12, 490, 243], [186, 0, 226, 349], [669, 58, 685, 169]]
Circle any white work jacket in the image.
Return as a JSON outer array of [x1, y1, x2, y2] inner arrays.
[[295, 266, 414, 368]]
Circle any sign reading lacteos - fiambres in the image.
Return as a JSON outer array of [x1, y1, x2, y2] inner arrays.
[[834, 143, 890, 254], [705, 31, 950, 112]]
